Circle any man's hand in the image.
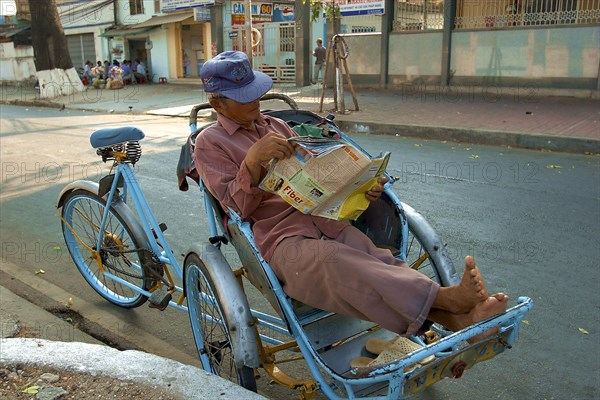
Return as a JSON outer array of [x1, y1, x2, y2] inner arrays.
[[365, 176, 388, 202], [245, 132, 296, 186]]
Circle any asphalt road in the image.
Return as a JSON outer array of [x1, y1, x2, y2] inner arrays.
[[1, 105, 599, 399]]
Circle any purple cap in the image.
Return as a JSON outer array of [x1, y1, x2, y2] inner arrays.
[[200, 51, 273, 104]]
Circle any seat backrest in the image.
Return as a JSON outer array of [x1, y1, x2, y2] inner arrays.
[[352, 191, 403, 257], [262, 109, 327, 127]]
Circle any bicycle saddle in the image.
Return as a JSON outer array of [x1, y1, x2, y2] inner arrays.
[[90, 126, 145, 148]]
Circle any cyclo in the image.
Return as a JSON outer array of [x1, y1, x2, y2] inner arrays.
[[57, 93, 532, 399]]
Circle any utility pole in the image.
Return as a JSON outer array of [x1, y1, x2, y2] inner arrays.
[[244, 0, 253, 65]]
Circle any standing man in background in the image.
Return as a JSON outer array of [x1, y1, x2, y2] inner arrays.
[[312, 38, 326, 84]]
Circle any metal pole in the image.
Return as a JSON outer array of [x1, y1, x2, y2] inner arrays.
[[440, 0, 456, 86], [294, 0, 311, 86], [380, 0, 394, 88], [244, 0, 253, 66]]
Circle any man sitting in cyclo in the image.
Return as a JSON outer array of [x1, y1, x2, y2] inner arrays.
[[194, 51, 508, 359]]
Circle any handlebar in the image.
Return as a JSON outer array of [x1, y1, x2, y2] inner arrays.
[[260, 93, 299, 110], [188, 103, 213, 127], [188, 93, 299, 126]]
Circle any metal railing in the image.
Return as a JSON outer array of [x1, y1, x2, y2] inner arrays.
[[455, 0, 600, 29], [394, 0, 446, 31], [393, 0, 600, 31]]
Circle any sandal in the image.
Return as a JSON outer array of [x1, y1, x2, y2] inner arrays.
[[350, 354, 418, 373], [352, 336, 435, 370], [365, 337, 396, 354]]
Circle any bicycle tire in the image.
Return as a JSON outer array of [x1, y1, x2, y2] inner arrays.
[[61, 189, 152, 308], [184, 253, 257, 392]]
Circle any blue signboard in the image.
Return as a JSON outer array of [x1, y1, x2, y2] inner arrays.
[[273, 3, 294, 22], [338, 0, 385, 17], [194, 6, 212, 21], [161, 0, 215, 12]]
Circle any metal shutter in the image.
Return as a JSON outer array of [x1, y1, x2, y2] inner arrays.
[[67, 33, 96, 68]]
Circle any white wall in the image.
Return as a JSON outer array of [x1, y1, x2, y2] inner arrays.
[[451, 27, 600, 79], [0, 42, 36, 82], [116, 0, 159, 25], [148, 28, 170, 81]]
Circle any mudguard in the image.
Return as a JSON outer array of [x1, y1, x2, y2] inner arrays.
[[401, 202, 460, 287], [184, 243, 260, 369]]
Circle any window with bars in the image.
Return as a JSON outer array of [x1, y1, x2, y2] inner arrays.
[[455, 0, 600, 29], [394, 0, 446, 31], [280, 25, 295, 52], [129, 0, 144, 15]]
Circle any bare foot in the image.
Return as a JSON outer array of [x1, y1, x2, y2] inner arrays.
[[433, 256, 489, 313], [465, 255, 488, 299], [466, 293, 509, 344]]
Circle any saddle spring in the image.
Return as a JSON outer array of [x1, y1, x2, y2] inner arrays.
[[126, 141, 142, 164], [96, 141, 142, 164]]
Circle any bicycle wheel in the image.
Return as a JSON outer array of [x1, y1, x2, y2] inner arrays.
[[184, 253, 257, 392], [61, 189, 152, 308]]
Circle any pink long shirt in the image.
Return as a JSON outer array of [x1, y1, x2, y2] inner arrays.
[[194, 113, 350, 262]]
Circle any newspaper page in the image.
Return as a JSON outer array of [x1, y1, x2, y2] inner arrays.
[[259, 137, 390, 220]]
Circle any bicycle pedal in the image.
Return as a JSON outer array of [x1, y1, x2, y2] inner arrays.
[[151, 223, 168, 240], [148, 287, 172, 311]]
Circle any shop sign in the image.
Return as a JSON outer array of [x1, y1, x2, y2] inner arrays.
[[161, 0, 215, 12], [231, 1, 273, 24], [273, 3, 294, 22], [337, 0, 385, 16], [194, 5, 213, 21]]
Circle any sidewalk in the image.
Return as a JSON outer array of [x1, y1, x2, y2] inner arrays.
[[1, 81, 599, 153]]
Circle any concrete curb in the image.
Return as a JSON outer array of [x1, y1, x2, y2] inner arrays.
[[0, 338, 266, 400], [336, 121, 600, 154], [1, 99, 65, 109]]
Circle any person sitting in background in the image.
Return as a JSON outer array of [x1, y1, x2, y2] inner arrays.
[[82, 61, 93, 85], [107, 61, 120, 79], [91, 61, 106, 89], [133, 59, 147, 83], [106, 61, 123, 90], [92, 61, 104, 80], [121, 60, 135, 84]]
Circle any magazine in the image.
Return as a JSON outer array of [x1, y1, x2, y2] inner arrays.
[[259, 136, 390, 220]]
